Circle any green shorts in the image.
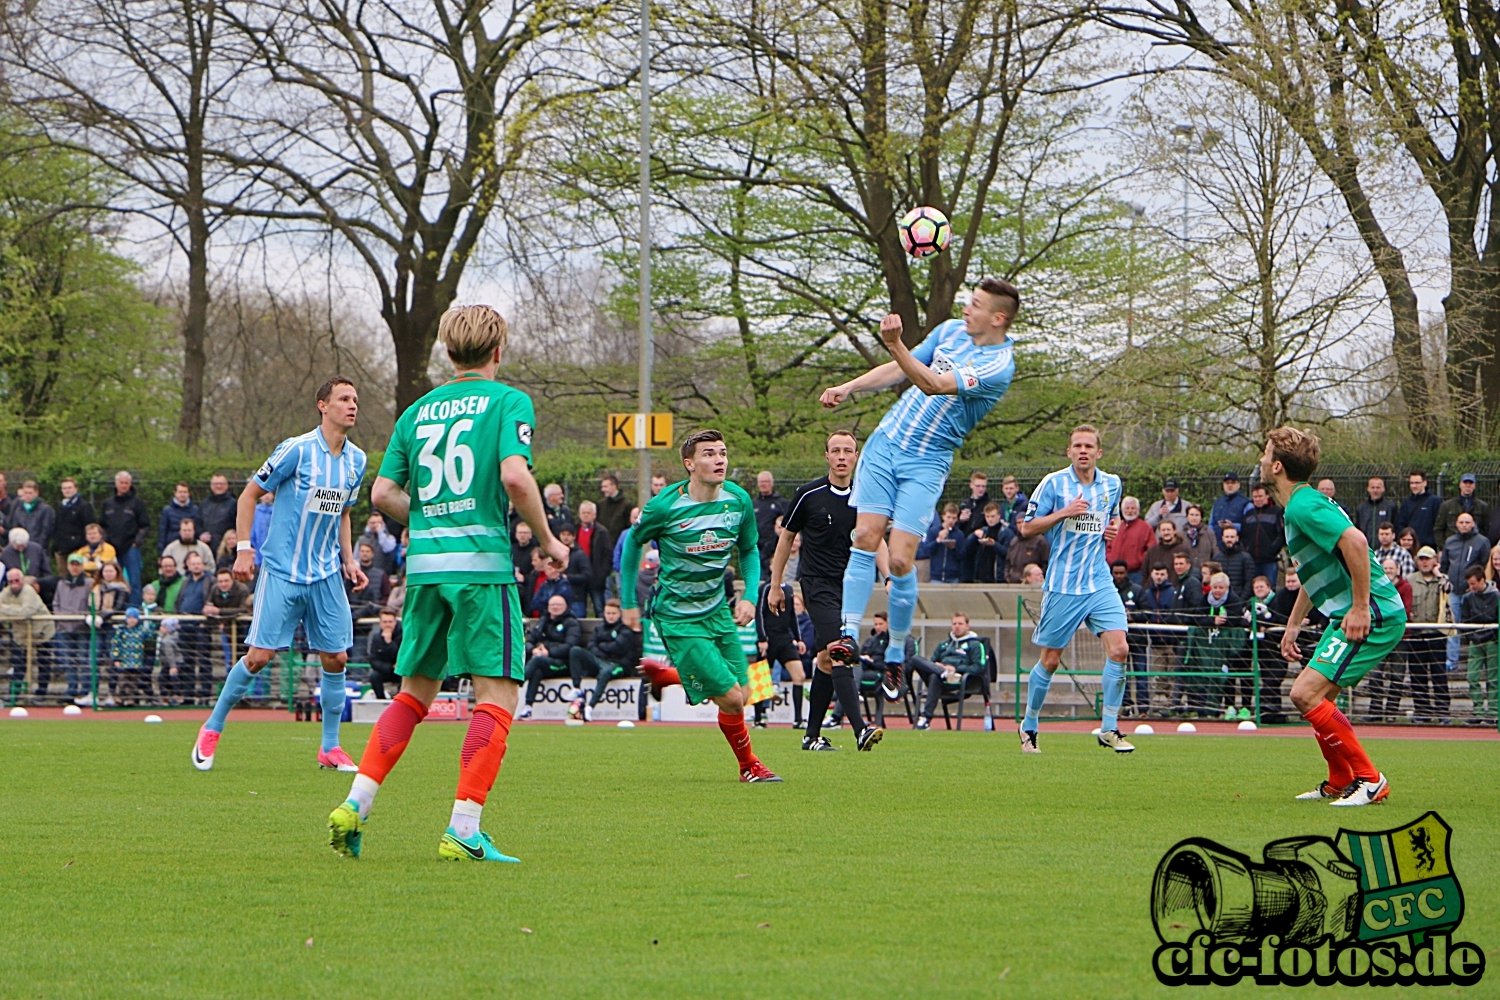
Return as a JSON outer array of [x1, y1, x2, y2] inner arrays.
[[1306, 617, 1405, 689], [657, 607, 748, 705], [395, 582, 524, 681]]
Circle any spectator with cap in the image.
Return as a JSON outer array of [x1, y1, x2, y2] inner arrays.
[[1437, 473, 1490, 546], [1210, 472, 1251, 546], [102, 471, 150, 604], [1399, 470, 1443, 550], [1407, 545, 1449, 723], [1372, 522, 1415, 579], [157, 481, 202, 552], [2, 527, 47, 580], [596, 474, 632, 539], [52, 478, 93, 576], [5, 480, 54, 553], [1355, 477, 1399, 545], [1145, 479, 1189, 532], [108, 605, 149, 705], [198, 474, 238, 548], [1106, 496, 1155, 582], [52, 552, 93, 704], [1181, 504, 1216, 576]]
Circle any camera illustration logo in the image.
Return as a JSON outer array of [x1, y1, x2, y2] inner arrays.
[[1151, 812, 1484, 987]]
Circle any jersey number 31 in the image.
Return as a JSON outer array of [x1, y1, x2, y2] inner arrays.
[[416, 421, 475, 501]]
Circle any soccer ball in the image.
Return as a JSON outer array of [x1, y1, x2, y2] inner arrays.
[[897, 206, 951, 258]]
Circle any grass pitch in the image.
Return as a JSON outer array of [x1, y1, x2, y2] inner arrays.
[[1, 720, 1495, 999]]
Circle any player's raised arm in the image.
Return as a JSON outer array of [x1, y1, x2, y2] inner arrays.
[[819, 358, 906, 408], [877, 313, 960, 396]]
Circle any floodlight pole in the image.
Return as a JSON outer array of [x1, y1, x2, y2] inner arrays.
[[636, 0, 654, 507]]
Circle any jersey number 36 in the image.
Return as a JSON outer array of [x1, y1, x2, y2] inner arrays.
[[416, 421, 476, 501]]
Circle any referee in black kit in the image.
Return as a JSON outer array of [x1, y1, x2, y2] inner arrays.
[[767, 431, 887, 751]]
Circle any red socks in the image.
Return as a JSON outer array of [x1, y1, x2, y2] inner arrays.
[[718, 710, 758, 768], [456, 703, 513, 806], [1303, 698, 1377, 784], [358, 691, 427, 783]]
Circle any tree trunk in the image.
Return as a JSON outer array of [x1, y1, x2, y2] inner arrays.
[[177, 201, 209, 451]]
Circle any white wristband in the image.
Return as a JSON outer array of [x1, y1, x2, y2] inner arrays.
[[236, 541, 253, 552]]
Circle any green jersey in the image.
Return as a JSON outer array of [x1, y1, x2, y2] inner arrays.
[[379, 374, 534, 585], [1284, 483, 1406, 624], [621, 479, 760, 622]]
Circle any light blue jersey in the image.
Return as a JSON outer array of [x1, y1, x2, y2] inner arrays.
[[1024, 465, 1122, 596], [872, 319, 1015, 457], [253, 428, 367, 584]]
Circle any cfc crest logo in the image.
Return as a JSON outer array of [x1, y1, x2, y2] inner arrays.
[[1150, 812, 1482, 987]]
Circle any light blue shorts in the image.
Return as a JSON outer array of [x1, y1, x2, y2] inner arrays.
[[246, 571, 353, 654], [852, 430, 954, 540], [1032, 588, 1129, 650]]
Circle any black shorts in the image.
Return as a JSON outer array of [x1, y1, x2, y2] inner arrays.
[[764, 637, 804, 673], [799, 575, 844, 652]]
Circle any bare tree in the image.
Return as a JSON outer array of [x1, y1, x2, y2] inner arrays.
[[1114, 79, 1387, 448], [1096, 0, 1500, 447], [1, 0, 260, 449], [222, 0, 617, 414]]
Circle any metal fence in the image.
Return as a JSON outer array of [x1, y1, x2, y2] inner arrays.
[[0, 613, 386, 711]]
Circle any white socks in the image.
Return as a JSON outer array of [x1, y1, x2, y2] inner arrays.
[[346, 774, 380, 821], [450, 799, 483, 838]]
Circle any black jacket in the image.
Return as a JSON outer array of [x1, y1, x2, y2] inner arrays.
[[1239, 503, 1285, 564], [1354, 496, 1399, 544], [1139, 579, 1177, 623], [860, 630, 915, 665], [101, 488, 150, 553], [595, 492, 632, 541], [578, 522, 614, 585], [1399, 490, 1443, 549], [367, 624, 402, 672], [52, 495, 95, 556], [198, 491, 238, 546], [526, 612, 581, 660], [588, 618, 640, 668], [564, 546, 592, 601], [969, 522, 1012, 583], [956, 491, 991, 535], [1216, 543, 1257, 598], [1460, 583, 1498, 644]]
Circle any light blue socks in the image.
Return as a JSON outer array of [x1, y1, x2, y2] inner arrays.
[[885, 570, 919, 663], [320, 670, 346, 752], [840, 548, 879, 638], [205, 659, 256, 733], [1022, 663, 1053, 733], [1101, 659, 1127, 732]]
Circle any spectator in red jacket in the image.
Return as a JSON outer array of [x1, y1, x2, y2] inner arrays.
[[1105, 496, 1155, 582]]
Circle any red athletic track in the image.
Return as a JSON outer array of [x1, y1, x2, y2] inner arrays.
[[5, 708, 1498, 740]]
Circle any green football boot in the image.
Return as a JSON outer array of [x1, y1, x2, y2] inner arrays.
[[439, 828, 520, 863], [328, 801, 363, 859]]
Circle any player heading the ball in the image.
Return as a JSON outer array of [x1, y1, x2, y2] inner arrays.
[[819, 278, 1018, 688]]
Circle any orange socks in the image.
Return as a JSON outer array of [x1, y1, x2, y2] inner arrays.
[[358, 691, 427, 783], [1303, 698, 1377, 784], [456, 703, 513, 806], [718, 710, 758, 768]]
